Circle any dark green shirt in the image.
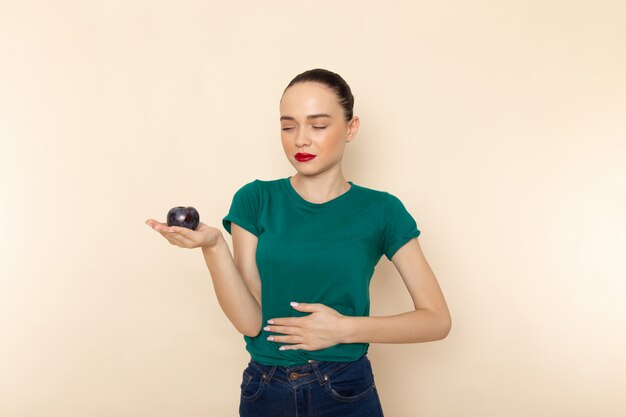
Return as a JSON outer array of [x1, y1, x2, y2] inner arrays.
[[222, 176, 421, 366]]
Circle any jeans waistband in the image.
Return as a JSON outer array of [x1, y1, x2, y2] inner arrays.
[[247, 354, 369, 387]]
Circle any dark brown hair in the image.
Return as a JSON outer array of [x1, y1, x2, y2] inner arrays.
[[283, 68, 355, 121]]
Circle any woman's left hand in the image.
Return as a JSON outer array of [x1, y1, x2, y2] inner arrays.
[[264, 302, 350, 351]]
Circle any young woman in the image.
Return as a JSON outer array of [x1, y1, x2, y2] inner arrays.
[[145, 68, 451, 417]]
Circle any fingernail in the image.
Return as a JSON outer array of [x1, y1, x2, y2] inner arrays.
[[290, 302, 299, 307], [267, 320, 274, 324]]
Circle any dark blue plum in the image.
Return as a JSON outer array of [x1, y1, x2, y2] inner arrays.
[[166, 206, 200, 230]]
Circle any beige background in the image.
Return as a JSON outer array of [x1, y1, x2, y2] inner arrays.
[[1, 1, 625, 416]]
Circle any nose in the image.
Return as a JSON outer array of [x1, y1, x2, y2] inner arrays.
[[294, 127, 311, 148]]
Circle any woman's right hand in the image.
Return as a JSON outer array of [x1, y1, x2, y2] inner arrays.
[[145, 219, 223, 249]]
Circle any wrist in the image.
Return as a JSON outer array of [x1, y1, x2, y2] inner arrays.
[[202, 233, 226, 252], [340, 315, 358, 344]]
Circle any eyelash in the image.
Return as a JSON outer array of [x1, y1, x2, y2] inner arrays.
[[281, 126, 327, 131]]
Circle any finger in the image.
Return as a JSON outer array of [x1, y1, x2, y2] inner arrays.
[[165, 232, 190, 247], [279, 344, 309, 351], [154, 225, 182, 235], [164, 226, 197, 245], [146, 220, 164, 230], [151, 223, 170, 233], [169, 233, 195, 248], [152, 224, 192, 247], [152, 226, 181, 244], [154, 225, 190, 236], [159, 232, 180, 246], [168, 226, 194, 239], [268, 334, 302, 344], [290, 302, 323, 312], [267, 317, 300, 326], [264, 325, 300, 335]]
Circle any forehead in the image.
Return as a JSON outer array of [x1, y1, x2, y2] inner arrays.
[[280, 82, 341, 116]]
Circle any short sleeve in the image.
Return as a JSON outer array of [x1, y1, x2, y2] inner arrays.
[[381, 193, 421, 260], [222, 180, 261, 237]]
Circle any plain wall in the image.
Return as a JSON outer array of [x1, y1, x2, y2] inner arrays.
[[1, 1, 625, 416]]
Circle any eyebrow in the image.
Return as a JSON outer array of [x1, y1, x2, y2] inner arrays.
[[280, 113, 333, 121]]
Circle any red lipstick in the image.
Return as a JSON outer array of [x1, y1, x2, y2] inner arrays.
[[295, 153, 317, 162]]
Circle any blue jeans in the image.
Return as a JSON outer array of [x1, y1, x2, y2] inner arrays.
[[239, 353, 385, 417]]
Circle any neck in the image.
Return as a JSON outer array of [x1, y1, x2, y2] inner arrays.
[[290, 173, 351, 203]]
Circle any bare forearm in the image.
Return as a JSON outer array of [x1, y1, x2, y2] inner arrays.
[[342, 309, 451, 344], [201, 236, 262, 337]]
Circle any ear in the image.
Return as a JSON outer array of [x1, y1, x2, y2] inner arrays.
[[346, 116, 360, 142]]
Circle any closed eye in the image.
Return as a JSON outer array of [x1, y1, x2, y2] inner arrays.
[[281, 127, 295, 131], [313, 126, 327, 130]]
